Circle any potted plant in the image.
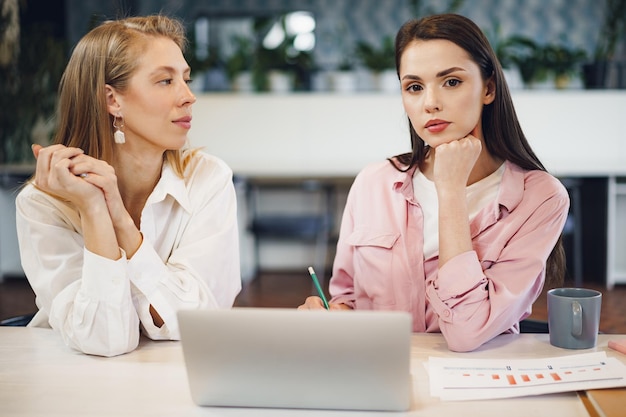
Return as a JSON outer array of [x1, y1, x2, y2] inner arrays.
[[253, 42, 296, 93], [502, 35, 550, 88], [322, 20, 358, 93], [225, 35, 254, 92], [490, 25, 588, 90], [328, 56, 358, 93], [543, 43, 587, 89], [583, 0, 626, 88], [355, 36, 397, 92], [250, 15, 314, 92], [184, 26, 225, 93], [484, 21, 527, 89]]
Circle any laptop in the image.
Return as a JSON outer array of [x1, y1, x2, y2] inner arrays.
[[177, 308, 413, 411]]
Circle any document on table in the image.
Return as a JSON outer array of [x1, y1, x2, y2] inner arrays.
[[427, 352, 626, 401]]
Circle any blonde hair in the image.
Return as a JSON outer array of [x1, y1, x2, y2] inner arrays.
[[53, 14, 195, 177]]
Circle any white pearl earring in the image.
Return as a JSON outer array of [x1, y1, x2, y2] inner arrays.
[[113, 114, 125, 144]]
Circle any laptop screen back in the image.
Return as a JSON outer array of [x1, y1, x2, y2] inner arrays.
[[177, 308, 412, 411]]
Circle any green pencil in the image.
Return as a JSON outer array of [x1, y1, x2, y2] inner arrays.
[[308, 266, 329, 310]]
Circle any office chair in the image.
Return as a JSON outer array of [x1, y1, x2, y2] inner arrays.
[[245, 177, 335, 286], [519, 318, 549, 333], [0, 312, 35, 327], [559, 177, 583, 287]]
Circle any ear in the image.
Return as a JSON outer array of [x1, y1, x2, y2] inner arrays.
[[483, 75, 496, 105], [105, 84, 122, 116]]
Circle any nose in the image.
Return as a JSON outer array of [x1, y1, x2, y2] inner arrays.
[[180, 81, 197, 106], [424, 88, 441, 113]]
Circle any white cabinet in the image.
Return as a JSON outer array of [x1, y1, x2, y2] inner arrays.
[[607, 176, 626, 289]]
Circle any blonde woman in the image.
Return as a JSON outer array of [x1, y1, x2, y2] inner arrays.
[[16, 15, 241, 356]]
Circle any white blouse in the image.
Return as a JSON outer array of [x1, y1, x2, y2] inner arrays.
[[16, 152, 241, 357], [413, 164, 505, 259]]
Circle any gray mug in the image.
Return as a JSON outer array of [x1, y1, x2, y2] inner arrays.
[[547, 288, 602, 349]]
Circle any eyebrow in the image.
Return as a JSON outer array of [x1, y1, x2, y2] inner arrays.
[[150, 65, 191, 76], [401, 66, 466, 81]]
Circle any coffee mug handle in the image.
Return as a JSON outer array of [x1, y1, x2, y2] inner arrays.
[[571, 301, 583, 337]]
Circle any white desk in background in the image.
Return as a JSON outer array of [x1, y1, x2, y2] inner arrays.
[[1, 327, 625, 417]]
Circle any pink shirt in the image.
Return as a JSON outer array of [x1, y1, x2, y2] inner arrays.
[[329, 160, 569, 352]]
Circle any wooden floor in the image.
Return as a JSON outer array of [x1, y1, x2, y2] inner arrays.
[[2, 272, 625, 333]]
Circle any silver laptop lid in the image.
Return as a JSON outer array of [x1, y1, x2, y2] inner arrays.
[[178, 308, 412, 411]]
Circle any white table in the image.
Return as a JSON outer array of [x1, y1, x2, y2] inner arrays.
[[1, 327, 624, 417]]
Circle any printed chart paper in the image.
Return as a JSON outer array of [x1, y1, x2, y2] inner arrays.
[[428, 352, 626, 401]]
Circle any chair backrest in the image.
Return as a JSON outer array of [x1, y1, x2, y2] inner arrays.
[[519, 318, 549, 333], [0, 312, 35, 327]]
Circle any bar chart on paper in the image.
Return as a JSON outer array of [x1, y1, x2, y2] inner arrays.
[[427, 352, 626, 401], [445, 360, 610, 388]]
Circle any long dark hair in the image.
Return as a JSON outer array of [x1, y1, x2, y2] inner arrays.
[[391, 14, 565, 288]]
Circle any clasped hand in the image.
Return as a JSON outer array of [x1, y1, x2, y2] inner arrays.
[[32, 144, 121, 215]]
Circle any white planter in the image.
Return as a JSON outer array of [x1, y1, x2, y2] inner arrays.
[[268, 71, 293, 93], [232, 71, 254, 93], [376, 69, 400, 93], [329, 70, 358, 93]]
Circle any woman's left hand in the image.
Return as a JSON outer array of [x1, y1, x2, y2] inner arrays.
[[61, 148, 125, 215], [67, 148, 141, 256]]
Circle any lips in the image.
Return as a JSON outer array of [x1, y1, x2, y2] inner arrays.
[[173, 116, 192, 129], [425, 119, 450, 133]]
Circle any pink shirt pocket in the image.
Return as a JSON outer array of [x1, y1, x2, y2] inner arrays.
[[347, 229, 400, 308]]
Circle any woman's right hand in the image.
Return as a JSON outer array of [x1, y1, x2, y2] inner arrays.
[[297, 296, 351, 310], [33, 143, 124, 260], [32, 144, 106, 208]]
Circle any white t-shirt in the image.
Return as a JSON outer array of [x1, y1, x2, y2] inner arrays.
[[16, 152, 241, 357], [413, 164, 505, 259]]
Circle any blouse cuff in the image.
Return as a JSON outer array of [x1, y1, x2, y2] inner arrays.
[[434, 251, 485, 300], [126, 239, 165, 296], [80, 248, 130, 303], [426, 251, 486, 323]]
